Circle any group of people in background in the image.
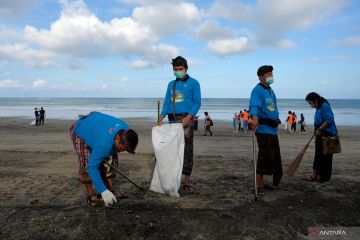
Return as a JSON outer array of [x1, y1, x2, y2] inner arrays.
[[232, 110, 252, 133], [34, 107, 46, 126], [285, 111, 306, 133]]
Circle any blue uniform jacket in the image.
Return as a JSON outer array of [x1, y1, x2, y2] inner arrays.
[[249, 83, 279, 135], [314, 102, 337, 136], [161, 75, 201, 117], [74, 112, 129, 193]]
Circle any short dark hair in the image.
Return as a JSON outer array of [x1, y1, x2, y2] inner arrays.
[[172, 56, 188, 69], [125, 129, 138, 154], [257, 65, 273, 77]]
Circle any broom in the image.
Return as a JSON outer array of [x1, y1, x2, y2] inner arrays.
[[285, 134, 315, 176]]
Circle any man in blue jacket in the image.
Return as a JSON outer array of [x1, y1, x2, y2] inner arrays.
[[249, 65, 282, 195], [70, 112, 138, 207], [159, 56, 201, 193]]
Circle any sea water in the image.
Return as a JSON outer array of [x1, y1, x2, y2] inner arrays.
[[0, 98, 359, 126]]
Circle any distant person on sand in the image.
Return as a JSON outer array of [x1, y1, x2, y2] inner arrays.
[[291, 112, 297, 132], [249, 65, 282, 195], [303, 92, 337, 183], [232, 112, 238, 132], [286, 111, 293, 133], [34, 108, 40, 126], [39, 107, 46, 125], [204, 112, 213, 136], [69, 111, 138, 207], [193, 115, 199, 131], [242, 109, 249, 132], [158, 56, 201, 193], [299, 113, 306, 133]]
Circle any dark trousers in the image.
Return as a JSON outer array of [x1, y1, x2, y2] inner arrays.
[[168, 115, 194, 176], [39, 116, 45, 125], [313, 135, 333, 182], [204, 125, 212, 136], [300, 125, 306, 132], [256, 133, 283, 186]]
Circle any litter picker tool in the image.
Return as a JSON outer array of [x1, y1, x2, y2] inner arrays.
[[285, 134, 315, 176], [252, 129, 258, 202], [103, 160, 147, 199]]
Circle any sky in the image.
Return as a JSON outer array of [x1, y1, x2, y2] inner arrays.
[[0, 0, 359, 98]]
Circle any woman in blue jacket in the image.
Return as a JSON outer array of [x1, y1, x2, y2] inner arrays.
[[304, 92, 337, 183]]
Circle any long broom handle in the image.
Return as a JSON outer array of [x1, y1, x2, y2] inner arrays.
[[103, 160, 144, 190], [157, 99, 160, 125], [307, 133, 316, 145], [252, 130, 257, 201]]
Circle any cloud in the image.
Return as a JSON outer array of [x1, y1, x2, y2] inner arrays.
[[309, 55, 354, 63], [0, 44, 57, 68], [17, 0, 180, 68], [194, 20, 236, 40], [132, 2, 200, 37], [275, 39, 296, 49], [331, 35, 360, 47], [207, 37, 253, 56], [128, 60, 158, 69], [0, 79, 25, 88], [320, 80, 329, 85], [32, 78, 46, 88], [0, 0, 39, 20], [100, 75, 129, 82], [207, 0, 349, 48]]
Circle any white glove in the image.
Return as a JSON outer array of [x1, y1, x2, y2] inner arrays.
[[101, 189, 117, 206]]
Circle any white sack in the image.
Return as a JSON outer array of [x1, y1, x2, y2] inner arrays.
[[150, 123, 184, 197], [30, 120, 36, 126]]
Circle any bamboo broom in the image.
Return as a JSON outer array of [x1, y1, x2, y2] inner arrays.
[[285, 134, 315, 176]]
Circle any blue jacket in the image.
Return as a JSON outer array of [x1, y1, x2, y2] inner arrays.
[[74, 112, 129, 193], [314, 102, 337, 136], [161, 75, 201, 117], [249, 83, 279, 135]]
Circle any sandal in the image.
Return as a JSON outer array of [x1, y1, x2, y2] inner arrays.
[[302, 175, 318, 182], [86, 193, 102, 207], [182, 184, 194, 193], [252, 187, 264, 196]]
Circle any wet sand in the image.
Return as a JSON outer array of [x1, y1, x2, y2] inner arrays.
[[0, 117, 359, 239]]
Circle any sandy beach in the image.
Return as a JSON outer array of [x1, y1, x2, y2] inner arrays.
[[0, 117, 359, 239]]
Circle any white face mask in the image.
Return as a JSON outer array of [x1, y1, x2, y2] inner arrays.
[[265, 77, 274, 85]]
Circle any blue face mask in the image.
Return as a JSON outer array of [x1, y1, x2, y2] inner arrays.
[[174, 71, 186, 79], [265, 77, 274, 85]]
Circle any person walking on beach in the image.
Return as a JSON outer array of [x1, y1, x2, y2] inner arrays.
[[242, 109, 249, 132], [232, 112, 238, 132], [249, 65, 282, 195], [204, 112, 213, 136], [159, 56, 201, 193], [303, 92, 337, 183], [34, 108, 40, 126], [291, 112, 297, 132], [39, 107, 46, 125], [300, 113, 306, 133], [286, 111, 293, 133], [69, 111, 139, 207], [239, 110, 243, 132], [193, 115, 199, 131]]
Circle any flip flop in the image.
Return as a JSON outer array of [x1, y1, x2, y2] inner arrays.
[[252, 187, 264, 196], [302, 176, 318, 182], [182, 184, 194, 193]]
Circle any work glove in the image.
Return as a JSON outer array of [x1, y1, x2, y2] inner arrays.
[[101, 189, 117, 206]]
